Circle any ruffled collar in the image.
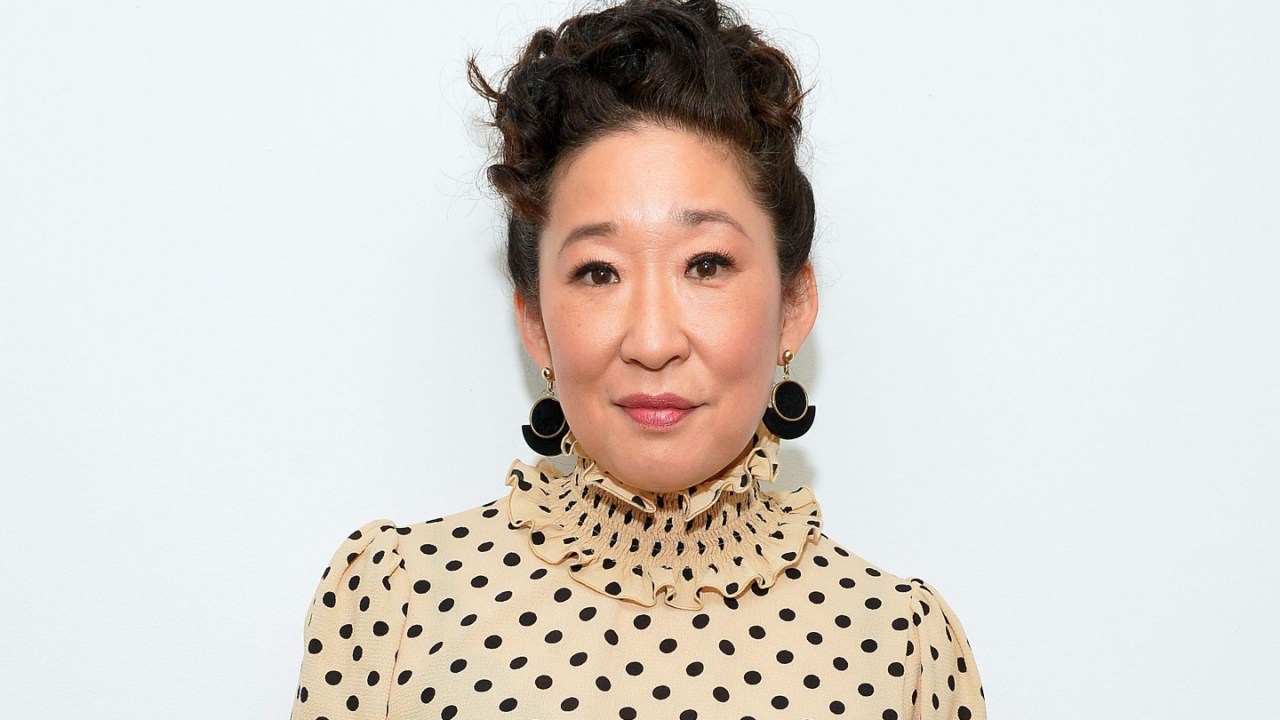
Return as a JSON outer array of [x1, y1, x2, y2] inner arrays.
[[505, 425, 822, 610]]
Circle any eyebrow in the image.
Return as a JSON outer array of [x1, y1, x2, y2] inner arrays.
[[672, 207, 749, 238], [558, 221, 618, 256], [557, 208, 748, 256]]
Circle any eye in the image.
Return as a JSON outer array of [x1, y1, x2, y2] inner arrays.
[[572, 261, 619, 286], [686, 252, 735, 280]]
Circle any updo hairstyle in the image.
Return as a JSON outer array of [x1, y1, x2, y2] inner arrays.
[[470, 0, 815, 306]]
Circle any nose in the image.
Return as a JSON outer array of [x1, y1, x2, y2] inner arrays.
[[618, 274, 691, 371]]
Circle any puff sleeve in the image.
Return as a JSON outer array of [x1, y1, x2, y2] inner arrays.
[[291, 520, 410, 720], [904, 579, 986, 720]]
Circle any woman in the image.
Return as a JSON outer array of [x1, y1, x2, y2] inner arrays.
[[291, 1, 986, 718]]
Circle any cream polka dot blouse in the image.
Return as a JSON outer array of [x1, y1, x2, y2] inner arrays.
[[290, 428, 986, 719]]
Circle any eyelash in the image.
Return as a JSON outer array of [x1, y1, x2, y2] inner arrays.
[[569, 251, 738, 286], [686, 251, 736, 279], [570, 260, 618, 286]]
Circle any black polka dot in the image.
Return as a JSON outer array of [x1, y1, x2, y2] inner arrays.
[[300, 482, 984, 720]]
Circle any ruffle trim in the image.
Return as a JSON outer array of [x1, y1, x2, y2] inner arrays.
[[506, 429, 822, 610]]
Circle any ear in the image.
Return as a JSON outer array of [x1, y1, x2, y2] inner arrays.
[[514, 292, 553, 371], [778, 263, 819, 361]]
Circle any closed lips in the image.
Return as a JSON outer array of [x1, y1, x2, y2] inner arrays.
[[618, 394, 697, 428]]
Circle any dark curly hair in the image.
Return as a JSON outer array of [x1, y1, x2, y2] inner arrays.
[[469, 0, 813, 306]]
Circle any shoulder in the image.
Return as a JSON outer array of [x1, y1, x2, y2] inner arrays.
[[803, 533, 980, 649], [329, 498, 522, 583], [801, 535, 986, 716], [804, 533, 924, 605]]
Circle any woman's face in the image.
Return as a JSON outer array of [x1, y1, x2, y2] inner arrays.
[[516, 124, 817, 492]]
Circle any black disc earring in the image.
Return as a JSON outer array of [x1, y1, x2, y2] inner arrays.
[[763, 350, 816, 439], [522, 367, 569, 455]]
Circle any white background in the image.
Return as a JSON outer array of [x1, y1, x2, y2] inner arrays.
[[2, 1, 1277, 718]]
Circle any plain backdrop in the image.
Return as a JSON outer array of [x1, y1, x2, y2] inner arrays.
[[2, 1, 1278, 717]]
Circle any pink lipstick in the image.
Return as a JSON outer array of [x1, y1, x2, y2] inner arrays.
[[617, 393, 696, 429]]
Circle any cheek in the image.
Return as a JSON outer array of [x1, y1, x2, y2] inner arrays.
[[540, 295, 616, 387], [689, 284, 783, 390]]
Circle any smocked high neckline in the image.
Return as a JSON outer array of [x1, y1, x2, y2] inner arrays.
[[505, 425, 822, 610]]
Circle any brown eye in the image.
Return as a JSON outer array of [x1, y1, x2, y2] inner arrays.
[[692, 258, 719, 279], [687, 253, 732, 280], [576, 263, 618, 286]]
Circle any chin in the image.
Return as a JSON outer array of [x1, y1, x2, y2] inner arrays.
[[603, 438, 727, 493]]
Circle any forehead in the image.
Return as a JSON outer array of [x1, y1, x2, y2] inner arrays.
[[543, 124, 769, 246]]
